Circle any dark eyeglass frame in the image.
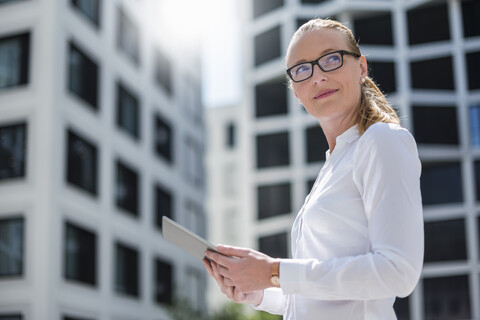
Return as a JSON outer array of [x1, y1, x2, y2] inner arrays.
[[286, 50, 361, 83]]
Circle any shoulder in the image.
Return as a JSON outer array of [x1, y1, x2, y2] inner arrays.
[[359, 122, 414, 145], [355, 122, 418, 157]]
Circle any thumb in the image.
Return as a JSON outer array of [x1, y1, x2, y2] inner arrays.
[[217, 244, 250, 258]]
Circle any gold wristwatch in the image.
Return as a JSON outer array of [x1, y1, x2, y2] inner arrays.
[[270, 260, 280, 287]]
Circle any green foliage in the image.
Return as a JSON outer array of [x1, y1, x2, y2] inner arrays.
[[163, 299, 282, 320], [211, 302, 246, 320], [164, 298, 209, 320], [247, 309, 282, 320]]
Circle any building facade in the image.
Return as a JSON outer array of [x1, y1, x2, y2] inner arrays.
[[206, 0, 480, 318], [0, 0, 206, 319]]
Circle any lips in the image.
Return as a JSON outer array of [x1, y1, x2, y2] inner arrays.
[[313, 89, 338, 99]]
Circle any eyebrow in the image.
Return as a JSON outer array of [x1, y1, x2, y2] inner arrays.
[[291, 48, 339, 66]]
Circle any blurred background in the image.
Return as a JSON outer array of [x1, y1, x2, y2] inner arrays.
[[0, 0, 479, 319]]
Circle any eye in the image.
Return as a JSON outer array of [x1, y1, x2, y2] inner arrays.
[[293, 64, 311, 76], [324, 54, 341, 66]]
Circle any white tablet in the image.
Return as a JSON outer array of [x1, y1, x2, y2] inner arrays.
[[162, 216, 219, 260]]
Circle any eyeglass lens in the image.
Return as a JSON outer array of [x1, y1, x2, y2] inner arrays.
[[290, 51, 343, 82]]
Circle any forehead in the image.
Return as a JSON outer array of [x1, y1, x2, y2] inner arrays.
[[286, 28, 349, 66]]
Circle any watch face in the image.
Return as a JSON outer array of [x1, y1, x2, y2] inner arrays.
[[271, 275, 280, 286]]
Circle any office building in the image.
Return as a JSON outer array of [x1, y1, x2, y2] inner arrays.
[[0, 0, 206, 319], [207, 0, 480, 319]]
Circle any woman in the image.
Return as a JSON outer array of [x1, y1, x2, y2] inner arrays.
[[204, 19, 423, 320]]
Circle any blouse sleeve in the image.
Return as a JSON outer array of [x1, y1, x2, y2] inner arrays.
[[252, 288, 287, 315], [279, 124, 424, 300]]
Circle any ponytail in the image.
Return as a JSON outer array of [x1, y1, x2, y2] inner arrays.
[[356, 77, 400, 135]]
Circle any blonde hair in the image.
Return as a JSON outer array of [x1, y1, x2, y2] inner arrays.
[[287, 19, 400, 135]]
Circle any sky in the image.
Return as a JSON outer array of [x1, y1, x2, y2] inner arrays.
[[201, 0, 242, 108], [159, 0, 242, 108]]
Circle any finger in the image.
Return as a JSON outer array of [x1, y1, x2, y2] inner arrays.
[[211, 262, 222, 282], [217, 244, 251, 257], [205, 250, 237, 268], [226, 285, 235, 300], [203, 259, 215, 279], [233, 287, 246, 303], [215, 263, 231, 278], [223, 277, 235, 287], [211, 262, 228, 292]]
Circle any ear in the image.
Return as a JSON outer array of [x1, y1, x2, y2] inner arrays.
[[359, 55, 368, 79]]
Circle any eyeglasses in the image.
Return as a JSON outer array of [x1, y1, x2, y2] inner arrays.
[[286, 50, 361, 83]]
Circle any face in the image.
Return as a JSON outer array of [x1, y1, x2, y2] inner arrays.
[[286, 28, 367, 125]]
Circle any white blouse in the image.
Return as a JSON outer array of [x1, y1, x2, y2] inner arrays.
[[255, 123, 424, 320]]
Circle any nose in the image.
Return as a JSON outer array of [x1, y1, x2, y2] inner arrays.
[[311, 64, 327, 85]]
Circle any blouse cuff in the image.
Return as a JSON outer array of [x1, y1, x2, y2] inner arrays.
[[252, 288, 285, 315], [279, 258, 316, 294]]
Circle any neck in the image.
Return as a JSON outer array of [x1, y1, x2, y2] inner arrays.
[[319, 117, 356, 153]]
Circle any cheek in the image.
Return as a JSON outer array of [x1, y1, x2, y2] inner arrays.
[[343, 78, 361, 104]]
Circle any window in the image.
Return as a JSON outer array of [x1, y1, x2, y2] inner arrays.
[[253, 0, 283, 19], [71, 0, 101, 27], [423, 275, 471, 319], [255, 78, 287, 118], [115, 242, 139, 297], [0, 123, 27, 181], [0, 0, 25, 3], [185, 200, 205, 237], [466, 51, 480, 90], [153, 114, 173, 163], [412, 106, 459, 145], [68, 41, 99, 109], [154, 184, 173, 230], [474, 160, 480, 201], [394, 297, 410, 320], [471, 104, 480, 146], [301, 0, 329, 3], [407, 2, 450, 45], [307, 179, 316, 195], [421, 162, 463, 205], [257, 182, 291, 220], [116, 82, 140, 139], [354, 12, 393, 45], [63, 316, 95, 320], [410, 56, 454, 90], [254, 26, 281, 66], [462, 0, 480, 38], [259, 232, 288, 258], [186, 269, 202, 310], [66, 129, 98, 195], [368, 61, 396, 94], [184, 137, 204, 187], [153, 48, 172, 95], [297, 18, 309, 29], [477, 216, 480, 258], [424, 219, 467, 263], [226, 122, 236, 148], [154, 259, 173, 305], [64, 222, 97, 286], [115, 160, 139, 217], [305, 125, 328, 163], [0, 217, 24, 277], [0, 32, 29, 90], [117, 7, 139, 65], [256, 131, 290, 168], [0, 315, 23, 320]]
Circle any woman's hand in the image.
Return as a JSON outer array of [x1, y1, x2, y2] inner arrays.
[[204, 245, 279, 293], [203, 258, 264, 305]]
